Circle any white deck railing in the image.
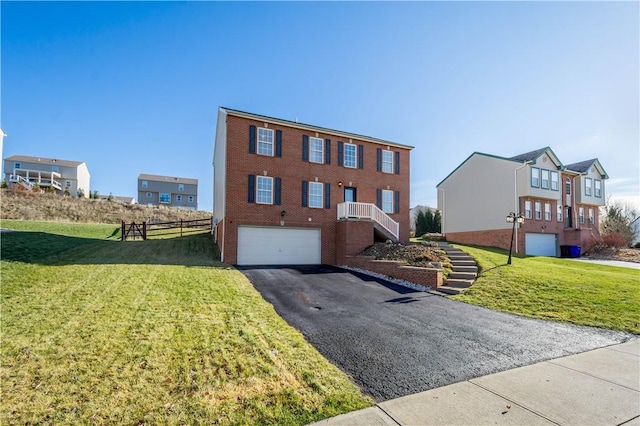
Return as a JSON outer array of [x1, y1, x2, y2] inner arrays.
[[11, 169, 62, 190], [337, 202, 399, 240]]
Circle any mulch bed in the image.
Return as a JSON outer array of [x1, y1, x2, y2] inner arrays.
[[360, 242, 450, 268]]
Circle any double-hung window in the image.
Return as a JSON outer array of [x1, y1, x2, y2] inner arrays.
[[550, 171, 559, 190], [159, 193, 170, 204], [544, 203, 551, 221], [65, 180, 72, 188], [344, 143, 357, 168], [257, 127, 274, 156], [535, 201, 542, 220], [382, 150, 394, 174], [141, 180, 148, 189], [594, 179, 602, 197], [188, 196, 194, 203], [541, 170, 550, 189], [178, 183, 184, 192], [557, 204, 563, 222], [176, 195, 182, 202], [579, 207, 585, 224], [585, 178, 592, 196], [256, 176, 273, 204], [382, 189, 393, 213], [308, 182, 323, 208], [531, 167, 540, 187], [589, 208, 595, 225], [14, 162, 21, 169], [309, 137, 324, 164], [524, 201, 532, 219]]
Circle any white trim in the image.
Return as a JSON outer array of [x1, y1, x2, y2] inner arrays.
[[309, 136, 324, 164], [257, 127, 274, 156], [382, 189, 393, 213], [308, 181, 323, 208], [382, 150, 394, 174], [256, 176, 273, 205], [344, 143, 357, 168]]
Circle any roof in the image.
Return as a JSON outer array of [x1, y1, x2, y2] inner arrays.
[[564, 158, 609, 178], [220, 107, 414, 150], [138, 173, 198, 185], [4, 154, 85, 167], [509, 146, 562, 168]]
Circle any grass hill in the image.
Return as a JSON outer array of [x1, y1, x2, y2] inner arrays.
[[1, 188, 212, 224]]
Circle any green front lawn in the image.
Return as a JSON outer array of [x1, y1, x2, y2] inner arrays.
[[1, 220, 372, 424], [451, 245, 640, 334]]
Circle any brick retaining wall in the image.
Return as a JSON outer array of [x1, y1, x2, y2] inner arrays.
[[341, 255, 442, 289]]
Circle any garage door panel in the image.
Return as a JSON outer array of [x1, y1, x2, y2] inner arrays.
[[237, 226, 321, 265], [525, 233, 557, 257]]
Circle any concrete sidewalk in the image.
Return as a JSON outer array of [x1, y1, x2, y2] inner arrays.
[[311, 339, 639, 425]]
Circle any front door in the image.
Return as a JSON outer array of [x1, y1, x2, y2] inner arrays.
[[344, 187, 357, 202]]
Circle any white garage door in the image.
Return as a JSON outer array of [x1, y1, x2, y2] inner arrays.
[[525, 233, 557, 257], [237, 226, 321, 265]]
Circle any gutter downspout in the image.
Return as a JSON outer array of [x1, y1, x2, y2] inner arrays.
[[514, 161, 533, 253]]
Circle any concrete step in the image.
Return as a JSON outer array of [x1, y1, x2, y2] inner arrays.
[[449, 260, 476, 266], [452, 265, 478, 273], [448, 255, 474, 261], [448, 271, 477, 280]]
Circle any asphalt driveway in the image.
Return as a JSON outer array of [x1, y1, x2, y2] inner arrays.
[[239, 265, 632, 401]]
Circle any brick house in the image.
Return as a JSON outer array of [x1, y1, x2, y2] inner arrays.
[[436, 147, 608, 256], [213, 107, 413, 265], [138, 174, 198, 210]]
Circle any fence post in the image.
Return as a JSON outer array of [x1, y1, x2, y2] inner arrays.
[[180, 219, 183, 237], [121, 220, 125, 242], [142, 221, 147, 240]]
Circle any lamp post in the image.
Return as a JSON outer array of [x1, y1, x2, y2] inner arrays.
[[506, 212, 524, 265]]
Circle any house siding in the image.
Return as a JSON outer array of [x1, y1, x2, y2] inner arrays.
[[215, 110, 411, 265], [138, 175, 198, 210]]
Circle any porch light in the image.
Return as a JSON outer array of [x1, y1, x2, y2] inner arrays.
[[337, 181, 343, 187], [506, 212, 525, 265]]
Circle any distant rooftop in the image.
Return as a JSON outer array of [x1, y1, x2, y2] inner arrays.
[[5, 154, 85, 167], [138, 173, 198, 185]]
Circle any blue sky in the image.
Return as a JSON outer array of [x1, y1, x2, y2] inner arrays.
[[2, 1, 638, 213]]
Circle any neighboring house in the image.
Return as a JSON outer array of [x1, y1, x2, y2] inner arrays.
[[98, 194, 136, 204], [3, 154, 90, 197], [409, 204, 437, 232], [631, 216, 640, 247], [138, 174, 198, 210], [436, 147, 608, 257], [213, 107, 413, 265]]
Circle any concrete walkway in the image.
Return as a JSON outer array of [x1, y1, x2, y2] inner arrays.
[[567, 258, 640, 270], [311, 339, 639, 425]]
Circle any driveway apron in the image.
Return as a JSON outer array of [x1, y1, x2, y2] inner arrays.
[[239, 265, 632, 401]]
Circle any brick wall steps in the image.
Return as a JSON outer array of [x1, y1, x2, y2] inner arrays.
[[436, 242, 478, 295]]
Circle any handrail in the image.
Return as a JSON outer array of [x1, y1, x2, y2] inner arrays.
[[337, 202, 399, 239]]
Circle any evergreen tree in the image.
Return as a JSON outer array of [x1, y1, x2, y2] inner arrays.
[[433, 210, 442, 233], [425, 209, 434, 233], [415, 210, 428, 237]]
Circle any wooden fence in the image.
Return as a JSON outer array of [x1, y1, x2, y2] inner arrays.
[[121, 217, 213, 241]]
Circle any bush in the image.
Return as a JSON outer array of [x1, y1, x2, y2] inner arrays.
[[584, 233, 629, 254]]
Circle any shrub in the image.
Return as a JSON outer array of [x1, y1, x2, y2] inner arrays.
[[584, 233, 629, 254]]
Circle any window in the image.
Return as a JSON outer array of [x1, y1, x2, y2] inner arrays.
[[557, 204, 563, 222], [535, 201, 542, 220], [146, 192, 152, 198], [257, 127, 274, 156], [256, 176, 273, 204], [589, 208, 595, 225], [382, 150, 394, 173], [579, 207, 585, 224], [65, 180, 72, 187], [178, 183, 184, 192], [52, 166, 59, 172], [176, 195, 182, 202], [188, 196, 194, 203], [14, 162, 21, 169], [309, 137, 324, 164], [142, 180, 148, 189], [382, 189, 393, 213], [541, 170, 550, 189], [525, 201, 532, 219], [544, 203, 551, 221], [594, 179, 602, 197], [531, 167, 540, 187], [159, 193, 170, 203], [585, 178, 592, 196], [308, 182, 323, 208], [551, 171, 559, 190], [565, 178, 571, 195], [344, 143, 357, 168]]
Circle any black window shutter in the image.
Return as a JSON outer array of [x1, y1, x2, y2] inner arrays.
[[376, 148, 382, 172], [325, 139, 331, 164], [275, 130, 282, 158], [248, 174, 255, 203], [376, 189, 382, 209], [324, 182, 331, 209], [302, 135, 309, 161], [394, 191, 400, 214], [394, 151, 400, 175], [337, 141, 344, 166], [275, 177, 282, 205], [358, 145, 364, 169], [302, 181, 308, 207], [249, 125, 256, 153]]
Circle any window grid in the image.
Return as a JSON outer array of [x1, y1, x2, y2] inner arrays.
[[525, 201, 532, 219], [382, 150, 394, 174], [382, 190, 393, 213], [585, 178, 592, 196], [541, 170, 550, 189], [160, 193, 170, 203], [344, 144, 357, 168], [544, 203, 551, 221], [309, 137, 324, 164], [531, 167, 540, 187], [594, 180, 602, 197], [257, 127, 274, 156], [535, 201, 542, 220], [256, 176, 273, 205], [551, 171, 559, 190], [14, 163, 21, 169], [309, 182, 323, 208]]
